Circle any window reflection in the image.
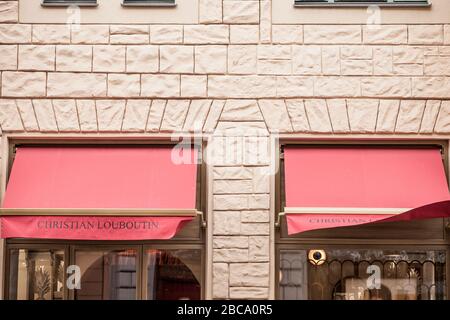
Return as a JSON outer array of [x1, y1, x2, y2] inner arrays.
[[145, 249, 201, 300], [75, 249, 137, 300], [8, 249, 65, 300], [280, 249, 447, 300]]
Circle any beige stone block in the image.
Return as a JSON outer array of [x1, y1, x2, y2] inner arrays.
[[243, 137, 270, 165], [228, 45, 257, 75], [56, 45, 92, 72], [285, 99, 310, 132], [420, 100, 441, 133], [248, 194, 270, 210], [160, 45, 194, 73], [259, 0, 271, 43], [110, 25, 148, 35], [141, 74, 180, 98], [321, 46, 340, 75], [110, 34, 149, 45], [376, 99, 399, 133], [0, 24, 31, 44], [199, 0, 222, 24], [52, 99, 80, 132], [445, 25, 450, 45], [214, 248, 248, 263], [341, 60, 372, 76], [276, 76, 314, 98], [249, 236, 269, 262], [252, 171, 269, 194], [71, 25, 109, 44], [93, 45, 126, 73], [229, 287, 269, 299], [213, 211, 241, 235], [409, 25, 444, 45], [229, 263, 269, 287], [395, 100, 426, 133], [0, 45, 17, 70], [126, 45, 158, 73], [76, 100, 97, 132], [314, 77, 360, 97], [435, 101, 450, 133], [203, 99, 225, 132], [347, 99, 379, 133], [150, 25, 183, 44], [212, 263, 229, 299], [241, 210, 269, 223], [363, 25, 407, 44], [258, 44, 291, 60], [305, 25, 361, 44], [146, 99, 166, 132], [159, 99, 190, 131], [96, 100, 125, 132], [393, 46, 424, 64], [180, 75, 207, 97], [230, 25, 259, 44], [18, 45, 55, 71], [223, 1, 259, 24], [0, 1, 18, 23], [412, 77, 450, 98], [207, 136, 244, 166], [184, 25, 229, 44], [373, 46, 393, 75], [47, 73, 107, 97], [213, 236, 249, 249], [221, 99, 263, 121], [304, 99, 332, 133], [214, 180, 253, 194], [258, 99, 292, 132], [108, 74, 140, 97], [32, 99, 58, 132], [195, 45, 227, 74], [393, 63, 423, 76], [122, 100, 151, 132], [16, 99, 39, 131], [272, 25, 303, 44], [213, 166, 253, 180], [214, 195, 248, 211], [183, 99, 211, 132], [2, 71, 46, 97], [327, 99, 349, 133], [361, 77, 411, 97], [208, 76, 276, 98], [292, 46, 321, 75], [32, 25, 70, 44], [0, 99, 23, 131], [424, 56, 450, 76], [258, 60, 291, 75], [341, 45, 373, 60]]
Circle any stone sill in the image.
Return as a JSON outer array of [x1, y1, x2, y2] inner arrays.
[[294, 3, 431, 8], [41, 1, 98, 7]]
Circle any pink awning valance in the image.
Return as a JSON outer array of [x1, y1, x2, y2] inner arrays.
[[1, 146, 199, 240], [284, 147, 450, 234]]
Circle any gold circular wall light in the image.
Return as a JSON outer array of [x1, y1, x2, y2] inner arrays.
[[308, 250, 327, 266]]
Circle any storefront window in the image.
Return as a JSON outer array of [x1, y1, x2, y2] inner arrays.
[[8, 249, 65, 300], [145, 249, 201, 300], [6, 244, 203, 300], [75, 249, 138, 300], [279, 249, 447, 300]]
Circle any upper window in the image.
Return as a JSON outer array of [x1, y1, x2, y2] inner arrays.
[[295, 0, 430, 6], [42, 0, 98, 6], [122, 0, 176, 6]]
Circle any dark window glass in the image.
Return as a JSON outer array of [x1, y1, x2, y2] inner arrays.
[[295, 0, 429, 5], [122, 0, 176, 5], [279, 249, 447, 300], [8, 249, 65, 300]]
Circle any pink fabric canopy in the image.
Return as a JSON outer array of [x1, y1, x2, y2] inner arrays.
[[284, 147, 450, 234], [1, 146, 198, 240]]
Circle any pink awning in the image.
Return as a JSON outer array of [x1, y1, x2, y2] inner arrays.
[[284, 147, 450, 234], [1, 146, 198, 240]]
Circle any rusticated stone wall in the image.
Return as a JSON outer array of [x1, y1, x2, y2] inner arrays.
[[1, 0, 450, 300]]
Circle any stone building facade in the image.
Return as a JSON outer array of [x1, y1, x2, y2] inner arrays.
[[0, 0, 450, 300]]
